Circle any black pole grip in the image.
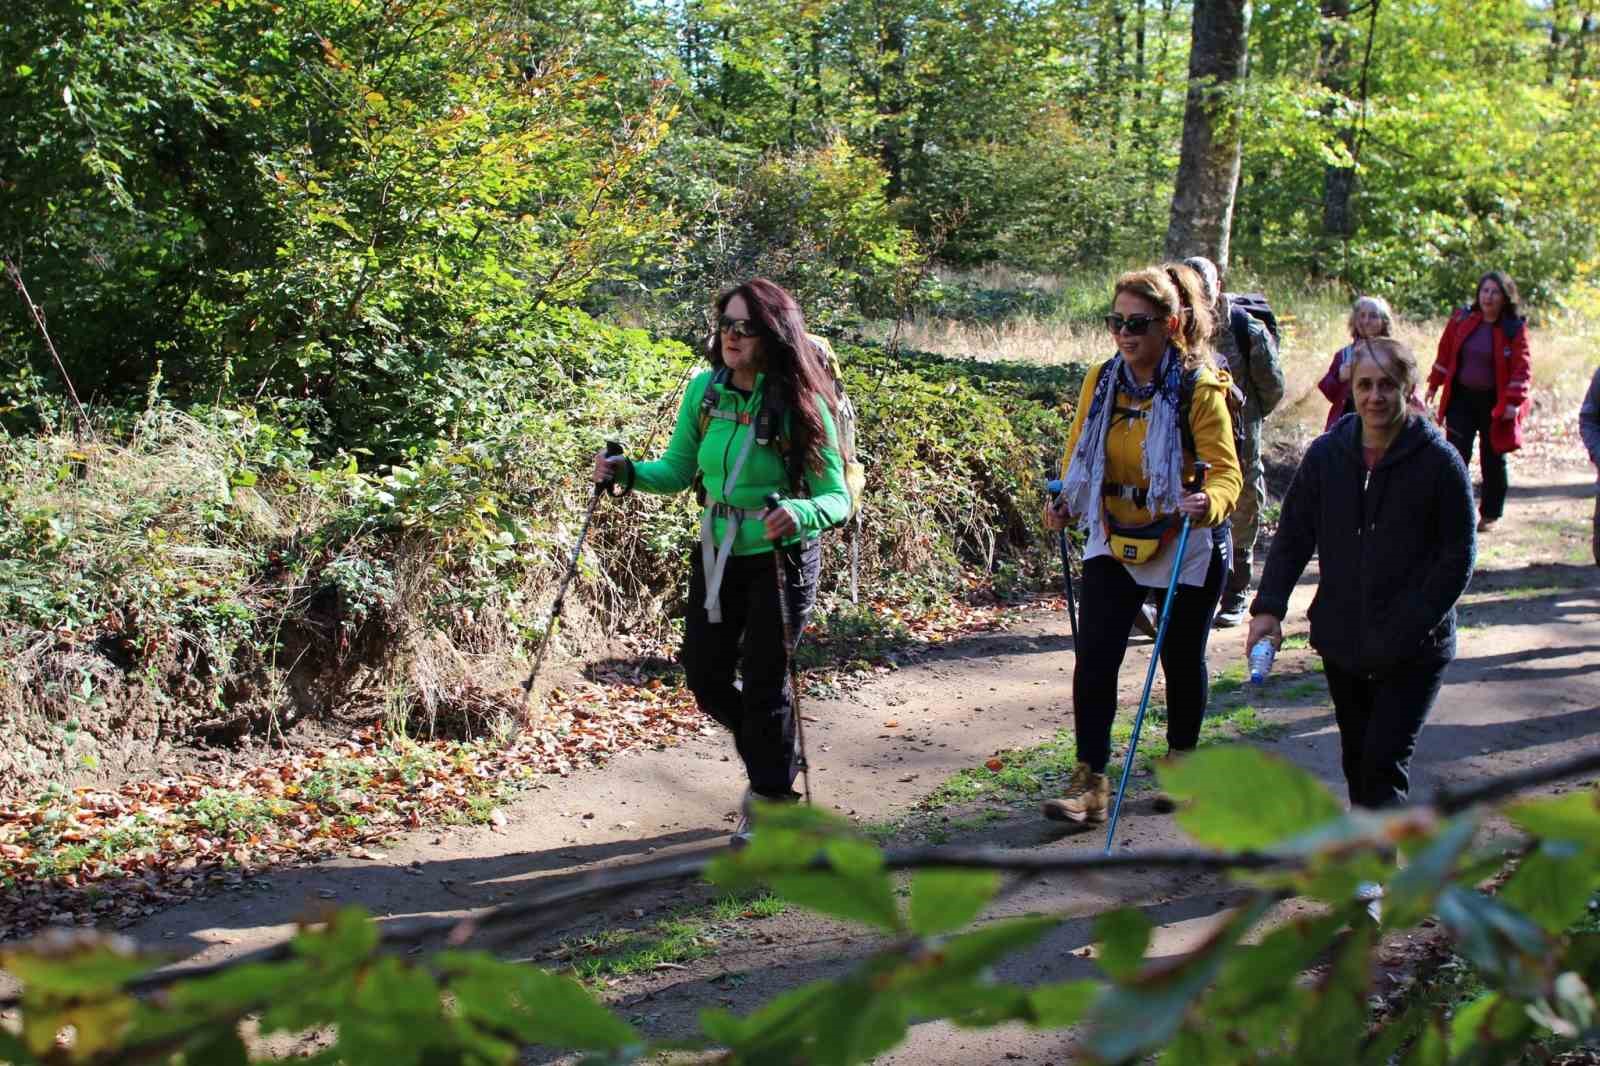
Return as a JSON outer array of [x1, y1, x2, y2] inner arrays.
[[595, 439, 625, 495], [764, 492, 783, 513], [1185, 460, 1211, 493]]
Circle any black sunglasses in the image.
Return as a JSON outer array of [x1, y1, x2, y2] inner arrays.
[[1104, 313, 1161, 336], [717, 315, 761, 338]]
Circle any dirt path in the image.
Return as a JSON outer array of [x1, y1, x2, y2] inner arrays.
[[85, 446, 1600, 1062]]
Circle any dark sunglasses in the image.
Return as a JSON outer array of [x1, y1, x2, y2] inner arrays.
[[1104, 313, 1161, 336], [717, 315, 761, 338]]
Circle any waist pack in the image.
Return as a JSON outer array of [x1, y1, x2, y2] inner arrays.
[[1103, 503, 1179, 565]]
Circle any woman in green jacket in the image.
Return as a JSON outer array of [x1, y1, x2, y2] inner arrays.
[[593, 279, 850, 844]]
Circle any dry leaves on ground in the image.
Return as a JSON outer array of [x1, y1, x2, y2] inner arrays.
[[0, 585, 1038, 940]]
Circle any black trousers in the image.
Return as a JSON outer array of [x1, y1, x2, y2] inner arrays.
[[1072, 542, 1227, 774], [683, 541, 819, 798], [1445, 384, 1508, 521], [1322, 657, 1447, 809]]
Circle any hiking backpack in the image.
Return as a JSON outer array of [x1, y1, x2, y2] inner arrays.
[[693, 333, 864, 523], [1226, 292, 1281, 354], [805, 334, 866, 520]]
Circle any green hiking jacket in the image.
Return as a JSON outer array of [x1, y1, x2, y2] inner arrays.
[[630, 369, 850, 554]]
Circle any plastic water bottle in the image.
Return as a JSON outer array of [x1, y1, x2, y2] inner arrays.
[[1248, 639, 1277, 684]]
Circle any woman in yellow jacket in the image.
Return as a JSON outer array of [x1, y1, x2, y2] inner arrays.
[[1042, 264, 1242, 824]]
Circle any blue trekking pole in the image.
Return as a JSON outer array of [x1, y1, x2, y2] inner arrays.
[[1045, 478, 1079, 644], [1104, 460, 1210, 853]]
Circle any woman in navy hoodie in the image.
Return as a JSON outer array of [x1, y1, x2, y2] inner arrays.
[[1247, 338, 1474, 810]]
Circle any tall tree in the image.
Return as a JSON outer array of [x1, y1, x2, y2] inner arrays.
[[1164, 0, 1251, 269], [1317, 0, 1356, 248]]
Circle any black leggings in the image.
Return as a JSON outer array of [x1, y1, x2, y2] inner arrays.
[[1323, 657, 1447, 808], [683, 541, 820, 798], [1073, 544, 1227, 773], [1445, 384, 1508, 521]]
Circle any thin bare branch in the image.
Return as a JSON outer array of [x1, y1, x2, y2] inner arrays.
[[3, 256, 94, 439]]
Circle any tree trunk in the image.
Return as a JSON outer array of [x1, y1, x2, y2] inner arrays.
[[1319, 0, 1356, 246], [1112, 0, 1127, 154], [1572, 10, 1595, 82], [1163, 0, 1250, 270], [879, 16, 908, 199]]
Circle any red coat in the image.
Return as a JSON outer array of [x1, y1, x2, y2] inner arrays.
[[1318, 345, 1355, 430], [1427, 308, 1532, 453]]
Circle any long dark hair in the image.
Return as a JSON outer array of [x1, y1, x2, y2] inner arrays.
[[1472, 270, 1521, 323], [710, 278, 838, 476]]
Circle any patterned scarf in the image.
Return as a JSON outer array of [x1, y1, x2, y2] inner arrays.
[[1062, 348, 1187, 541]]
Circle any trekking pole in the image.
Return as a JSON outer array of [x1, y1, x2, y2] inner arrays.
[[848, 512, 862, 605], [764, 492, 814, 805], [1045, 478, 1079, 644], [519, 441, 624, 723], [1104, 460, 1210, 854]]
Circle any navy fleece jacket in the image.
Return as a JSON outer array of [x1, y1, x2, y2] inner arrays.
[[1252, 413, 1475, 678]]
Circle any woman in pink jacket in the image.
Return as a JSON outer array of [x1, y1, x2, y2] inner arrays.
[[1425, 271, 1533, 533], [1319, 296, 1394, 431]]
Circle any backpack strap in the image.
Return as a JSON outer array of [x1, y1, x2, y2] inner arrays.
[[1230, 306, 1254, 372], [1178, 366, 1200, 458], [696, 366, 733, 437]]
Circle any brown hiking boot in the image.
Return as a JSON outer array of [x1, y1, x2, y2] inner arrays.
[[1042, 763, 1110, 824]]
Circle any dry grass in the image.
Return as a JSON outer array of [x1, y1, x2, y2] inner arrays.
[[863, 268, 1600, 450], [858, 311, 1102, 365]]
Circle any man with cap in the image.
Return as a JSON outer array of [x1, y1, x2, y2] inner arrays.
[[1184, 256, 1285, 628]]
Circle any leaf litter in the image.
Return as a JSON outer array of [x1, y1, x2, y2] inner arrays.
[[0, 583, 1035, 940]]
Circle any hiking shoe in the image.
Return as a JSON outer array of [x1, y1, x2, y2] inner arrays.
[[1042, 763, 1110, 824], [1213, 594, 1247, 629], [730, 788, 799, 848], [729, 789, 755, 850], [1356, 880, 1384, 925], [1477, 516, 1498, 533], [1131, 603, 1159, 640]]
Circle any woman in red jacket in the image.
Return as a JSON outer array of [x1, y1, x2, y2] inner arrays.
[[1425, 271, 1532, 532]]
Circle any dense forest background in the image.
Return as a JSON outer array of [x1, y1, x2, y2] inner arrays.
[[2, 0, 1599, 770], [5, 0, 1600, 450]]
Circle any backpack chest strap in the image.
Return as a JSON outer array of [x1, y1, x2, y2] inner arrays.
[[1102, 482, 1149, 507]]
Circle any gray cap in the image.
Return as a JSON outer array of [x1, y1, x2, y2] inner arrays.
[[1183, 256, 1220, 305]]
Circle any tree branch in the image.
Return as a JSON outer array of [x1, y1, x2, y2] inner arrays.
[[3, 256, 93, 439], [2, 746, 1594, 1011], [1434, 747, 1600, 814]]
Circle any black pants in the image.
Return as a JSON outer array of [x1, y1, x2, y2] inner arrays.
[[1073, 543, 1227, 774], [1445, 384, 1508, 521], [683, 541, 819, 798], [1322, 657, 1447, 809]]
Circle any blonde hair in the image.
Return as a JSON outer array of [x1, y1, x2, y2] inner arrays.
[[1347, 295, 1395, 341], [1113, 264, 1217, 370], [1350, 337, 1421, 420]]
